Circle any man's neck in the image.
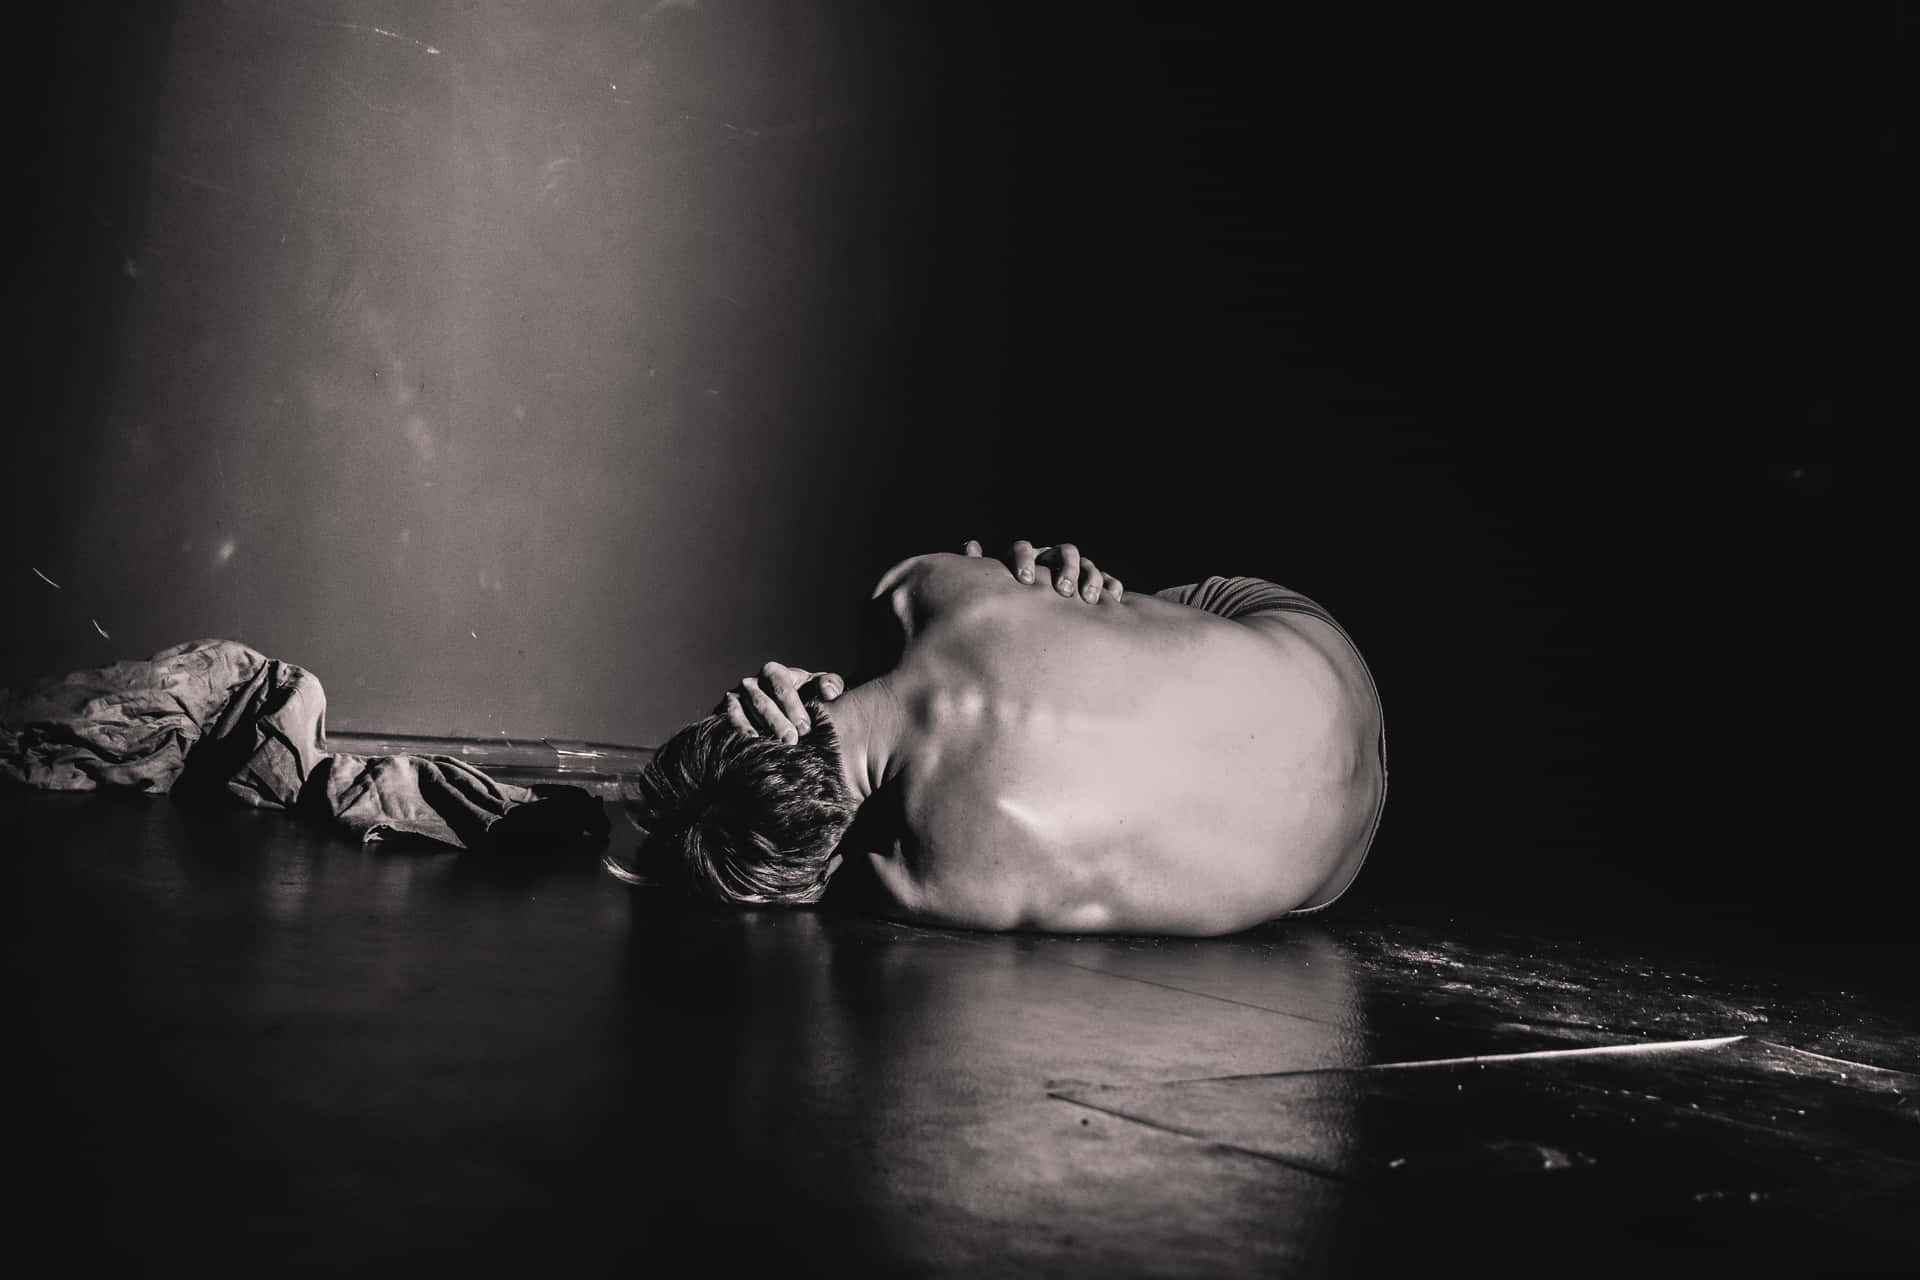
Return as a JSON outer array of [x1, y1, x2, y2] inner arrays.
[[823, 676, 903, 805]]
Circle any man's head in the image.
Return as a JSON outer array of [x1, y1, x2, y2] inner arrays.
[[608, 697, 856, 904]]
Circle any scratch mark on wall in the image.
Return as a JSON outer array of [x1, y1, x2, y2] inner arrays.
[[150, 163, 239, 199], [91, 619, 111, 639], [318, 23, 443, 56], [149, 159, 359, 220], [32, 567, 61, 588], [372, 26, 440, 55]]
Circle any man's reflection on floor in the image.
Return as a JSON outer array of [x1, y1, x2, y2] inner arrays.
[[616, 892, 1375, 1268]]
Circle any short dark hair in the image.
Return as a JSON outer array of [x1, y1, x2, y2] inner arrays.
[[607, 698, 856, 905]]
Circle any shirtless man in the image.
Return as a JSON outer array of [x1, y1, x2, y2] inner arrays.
[[609, 540, 1386, 936]]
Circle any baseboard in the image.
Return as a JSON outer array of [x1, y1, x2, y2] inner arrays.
[[325, 731, 653, 798]]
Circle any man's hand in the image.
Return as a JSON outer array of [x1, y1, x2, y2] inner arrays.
[[715, 662, 846, 744], [963, 539, 1123, 603]]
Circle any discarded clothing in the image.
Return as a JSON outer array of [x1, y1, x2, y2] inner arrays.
[[1, 638, 606, 852]]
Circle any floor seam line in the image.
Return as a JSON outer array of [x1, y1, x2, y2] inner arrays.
[[1047, 1092, 1352, 1183], [1021, 956, 1357, 1028], [1071, 1035, 1751, 1092]]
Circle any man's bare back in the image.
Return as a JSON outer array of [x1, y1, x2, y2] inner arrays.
[[817, 551, 1386, 935]]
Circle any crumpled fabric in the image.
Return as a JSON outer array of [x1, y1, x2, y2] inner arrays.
[[1, 638, 605, 851]]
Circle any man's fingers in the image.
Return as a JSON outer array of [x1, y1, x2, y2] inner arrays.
[[752, 692, 798, 743], [1008, 539, 1038, 584], [720, 662, 836, 743], [1052, 543, 1081, 596], [740, 676, 799, 744], [1079, 558, 1103, 602], [718, 690, 759, 737], [962, 539, 983, 557], [994, 539, 1119, 602], [760, 661, 811, 737]]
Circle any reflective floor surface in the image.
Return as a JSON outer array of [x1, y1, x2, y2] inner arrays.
[[5, 789, 1915, 1275]]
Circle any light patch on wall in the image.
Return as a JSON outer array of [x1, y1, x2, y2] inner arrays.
[[538, 154, 576, 205], [398, 527, 412, 545], [91, 619, 111, 639], [215, 538, 238, 566], [32, 566, 61, 588], [403, 415, 436, 464], [352, 301, 414, 420], [390, 359, 415, 407]]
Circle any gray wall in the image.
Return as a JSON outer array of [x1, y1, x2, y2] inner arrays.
[[15, 0, 1014, 743], [13, 4, 1884, 923]]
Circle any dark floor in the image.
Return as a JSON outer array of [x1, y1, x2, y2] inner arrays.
[[4, 781, 1915, 1277]]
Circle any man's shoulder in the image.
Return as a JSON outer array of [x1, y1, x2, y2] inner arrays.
[[870, 551, 1005, 600], [869, 552, 1021, 633]]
